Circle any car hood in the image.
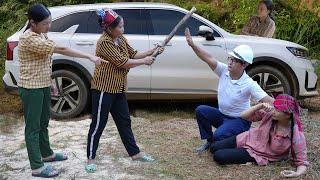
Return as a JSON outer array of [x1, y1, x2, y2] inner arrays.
[[224, 34, 307, 51]]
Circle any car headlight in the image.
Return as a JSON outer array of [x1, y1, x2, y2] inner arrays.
[[286, 47, 309, 58]]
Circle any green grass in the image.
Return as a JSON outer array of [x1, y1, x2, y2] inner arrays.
[[130, 102, 196, 122]]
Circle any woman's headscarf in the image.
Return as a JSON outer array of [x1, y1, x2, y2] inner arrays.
[[96, 9, 120, 29], [273, 94, 302, 131]]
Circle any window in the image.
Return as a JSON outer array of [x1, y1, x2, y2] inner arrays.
[[50, 11, 91, 33], [147, 9, 220, 37], [86, 9, 147, 34], [87, 12, 103, 34], [116, 9, 147, 35]]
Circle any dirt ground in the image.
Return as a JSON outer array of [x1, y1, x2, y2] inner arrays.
[[0, 102, 320, 180], [0, 114, 164, 180]]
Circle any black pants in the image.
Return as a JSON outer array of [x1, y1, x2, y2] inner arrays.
[[87, 90, 140, 159], [210, 136, 256, 165]]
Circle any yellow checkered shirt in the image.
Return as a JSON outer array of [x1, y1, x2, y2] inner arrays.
[[18, 31, 56, 89]]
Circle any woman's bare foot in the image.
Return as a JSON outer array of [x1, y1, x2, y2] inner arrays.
[[42, 153, 55, 161], [131, 152, 146, 160], [87, 159, 96, 165], [42, 153, 68, 162], [131, 152, 155, 162], [32, 166, 46, 174]]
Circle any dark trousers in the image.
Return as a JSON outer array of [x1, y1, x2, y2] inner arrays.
[[195, 105, 251, 142], [87, 90, 140, 159], [210, 136, 256, 165], [19, 87, 54, 170]]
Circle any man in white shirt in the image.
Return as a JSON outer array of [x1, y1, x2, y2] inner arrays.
[[185, 28, 274, 154]]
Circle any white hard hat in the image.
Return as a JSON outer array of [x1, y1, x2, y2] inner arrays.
[[228, 45, 254, 64]]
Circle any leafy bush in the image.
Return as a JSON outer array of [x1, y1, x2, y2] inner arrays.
[[163, 0, 320, 59]]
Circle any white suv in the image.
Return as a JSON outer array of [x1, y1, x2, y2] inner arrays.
[[3, 3, 318, 119]]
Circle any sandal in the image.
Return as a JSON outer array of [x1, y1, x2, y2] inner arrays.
[[133, 154, 155, 162], [85, 164, 97, 173], [32, 165, 59, 178], [43, 153, 68, 162]]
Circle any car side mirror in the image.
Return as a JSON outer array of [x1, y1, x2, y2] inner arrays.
[[198, 25, 215, 41]]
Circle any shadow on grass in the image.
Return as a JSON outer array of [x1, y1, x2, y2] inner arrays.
[[129, 100, 218, 122]]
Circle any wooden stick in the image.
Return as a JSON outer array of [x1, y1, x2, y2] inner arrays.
[[152, 7, 197, 57]]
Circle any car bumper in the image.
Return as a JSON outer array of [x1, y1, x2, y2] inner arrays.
[[292, 57, 318, 98], [2, 74, 18, 94], [3, 61, 19, 94]]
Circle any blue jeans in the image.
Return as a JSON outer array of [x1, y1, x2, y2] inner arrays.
[[195, 105, 251, 141]]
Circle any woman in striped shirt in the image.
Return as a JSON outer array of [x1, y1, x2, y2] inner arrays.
[[85, 9, 164, 173]]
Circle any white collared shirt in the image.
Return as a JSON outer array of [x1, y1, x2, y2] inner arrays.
[[214, 62, 268, 117]]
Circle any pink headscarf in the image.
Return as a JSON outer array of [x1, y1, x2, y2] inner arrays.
[[273, 94, 303, 131]]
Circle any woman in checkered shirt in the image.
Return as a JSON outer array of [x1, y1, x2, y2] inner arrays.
[[18, 4, 103, 178]]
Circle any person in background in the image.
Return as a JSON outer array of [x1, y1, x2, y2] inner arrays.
[[241, 0, 276, 38], [211, 94, 308, 178]]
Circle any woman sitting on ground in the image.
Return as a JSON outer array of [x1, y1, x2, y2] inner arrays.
[[210, 94, 308, 178], [241, 0, 275, 38]]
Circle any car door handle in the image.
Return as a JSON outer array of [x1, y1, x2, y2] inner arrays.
[[202, 44, 222, 48], [153, 43, 172, 47], [76, 41, 94, 46]]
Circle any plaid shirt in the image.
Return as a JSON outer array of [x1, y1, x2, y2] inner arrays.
[[18, 31, 56, 89], [91, 33, 137, 93], [237, 110, 309, 167], [273, 94, 303, 131], [241, 15, 275, 38]]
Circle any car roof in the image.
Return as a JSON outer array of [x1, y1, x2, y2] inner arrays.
[[47, 2, 228, 36], [49, 2, 186, 19]]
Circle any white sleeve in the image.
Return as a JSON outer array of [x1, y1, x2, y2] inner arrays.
[[250, 81, 268, 102], [214, 62, 228, 77]]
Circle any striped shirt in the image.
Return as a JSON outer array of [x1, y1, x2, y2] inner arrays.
[[91, 33, 137, 93], [18, 31, 56, 89], [241, 15, 275, 38]]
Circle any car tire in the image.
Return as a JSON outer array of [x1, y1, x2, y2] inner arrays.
[[50, 70, 88, 119], [247, 65, 291, 98]]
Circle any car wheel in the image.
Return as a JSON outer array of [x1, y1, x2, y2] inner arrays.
[[247, 65, 291, 98], [50, 70, 88, 119]]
